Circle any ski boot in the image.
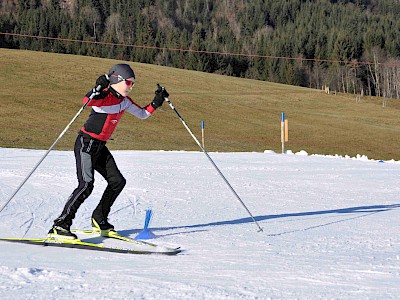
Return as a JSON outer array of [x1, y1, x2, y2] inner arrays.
[[91, 217, 116, 237], [48, 224, 78, 240]]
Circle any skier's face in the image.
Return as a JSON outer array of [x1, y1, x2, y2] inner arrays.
[[111, 77, 135, 97]]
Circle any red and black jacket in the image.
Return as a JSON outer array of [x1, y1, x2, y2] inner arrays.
[[81, 88, 155, 141]]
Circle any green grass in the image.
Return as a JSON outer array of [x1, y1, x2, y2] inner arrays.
[[1, 48, 400, 160]]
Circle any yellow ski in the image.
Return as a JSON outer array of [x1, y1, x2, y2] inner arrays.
[[0, 237, 181, 255]]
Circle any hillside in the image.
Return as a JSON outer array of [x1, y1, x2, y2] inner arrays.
[[1, 0, 400, 98], [1, 49, 400, 160]]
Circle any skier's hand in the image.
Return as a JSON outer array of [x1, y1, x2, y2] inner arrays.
[[95, 74, 110, 91], [88, 75, 110, 99], [151, 84, 169, 109]]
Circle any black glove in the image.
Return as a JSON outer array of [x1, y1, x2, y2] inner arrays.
[[151, 85, 169, 109], [95, 74, 110, 91], [87, 75, 110, 99]]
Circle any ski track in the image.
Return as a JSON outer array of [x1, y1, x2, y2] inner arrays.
[[0, 149, 399, 299]]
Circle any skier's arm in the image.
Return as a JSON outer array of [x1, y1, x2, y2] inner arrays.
[[125, 85, 169, 119]]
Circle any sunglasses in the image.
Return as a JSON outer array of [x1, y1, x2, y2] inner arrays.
[[124, 79, 135, 88], [110, 74, 135, 87]]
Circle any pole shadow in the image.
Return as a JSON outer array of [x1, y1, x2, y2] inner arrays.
[[141, 204, 400, 235]]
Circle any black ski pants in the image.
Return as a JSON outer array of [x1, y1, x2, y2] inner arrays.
[[55, 133, 126, 228]]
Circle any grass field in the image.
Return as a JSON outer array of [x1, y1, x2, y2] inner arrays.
[[1, 48, 400, 160]]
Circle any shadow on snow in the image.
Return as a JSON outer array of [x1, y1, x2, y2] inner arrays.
[[120, 204, 400, 237]]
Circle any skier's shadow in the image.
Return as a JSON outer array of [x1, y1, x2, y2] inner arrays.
[[131, 203, 400, 237]]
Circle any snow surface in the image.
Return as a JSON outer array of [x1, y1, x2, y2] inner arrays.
[[0, 148, 399, 299]]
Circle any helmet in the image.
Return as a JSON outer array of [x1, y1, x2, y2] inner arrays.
[[108, 64, 135, 84]]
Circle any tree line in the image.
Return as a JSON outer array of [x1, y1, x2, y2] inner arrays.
[[1, 0, 400, 99]]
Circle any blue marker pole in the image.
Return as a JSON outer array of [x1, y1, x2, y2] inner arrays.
[[201, 120, 205, 149], [135, 209, 157, 240]]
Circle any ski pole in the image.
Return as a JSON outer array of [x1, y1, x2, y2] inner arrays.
[[0, 85, 102, 215], [164, 95, 263, 232]]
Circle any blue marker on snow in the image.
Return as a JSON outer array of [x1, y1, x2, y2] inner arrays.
[[135, 209, 157, 240]]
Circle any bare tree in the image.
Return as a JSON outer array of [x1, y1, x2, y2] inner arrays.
[[366, 47, 387, 97], [80, 6, 100, 40], [105, 13, 124, 43]]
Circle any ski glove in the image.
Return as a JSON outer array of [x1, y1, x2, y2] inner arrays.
[[151, 85, 169, 109], [89, 75, 110, 99], [95, 74, 110, 91]]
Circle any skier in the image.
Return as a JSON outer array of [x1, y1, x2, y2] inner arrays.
[[48, 63, 169, 240]]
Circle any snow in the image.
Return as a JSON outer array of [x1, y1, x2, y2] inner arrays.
[[0, 148, 399, 299]]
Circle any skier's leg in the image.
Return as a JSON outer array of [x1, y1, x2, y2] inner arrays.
[[92, 146, 126, 228], [53, 135, 95, 229]]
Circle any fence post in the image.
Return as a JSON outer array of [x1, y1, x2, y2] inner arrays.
[[281, 112, 288, 153], [281, 112, 285, 153]]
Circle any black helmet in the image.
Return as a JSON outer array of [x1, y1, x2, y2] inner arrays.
[[108, 64, 135, 84]]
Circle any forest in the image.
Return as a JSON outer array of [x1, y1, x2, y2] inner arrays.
[[1, 0, 400, 98]]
